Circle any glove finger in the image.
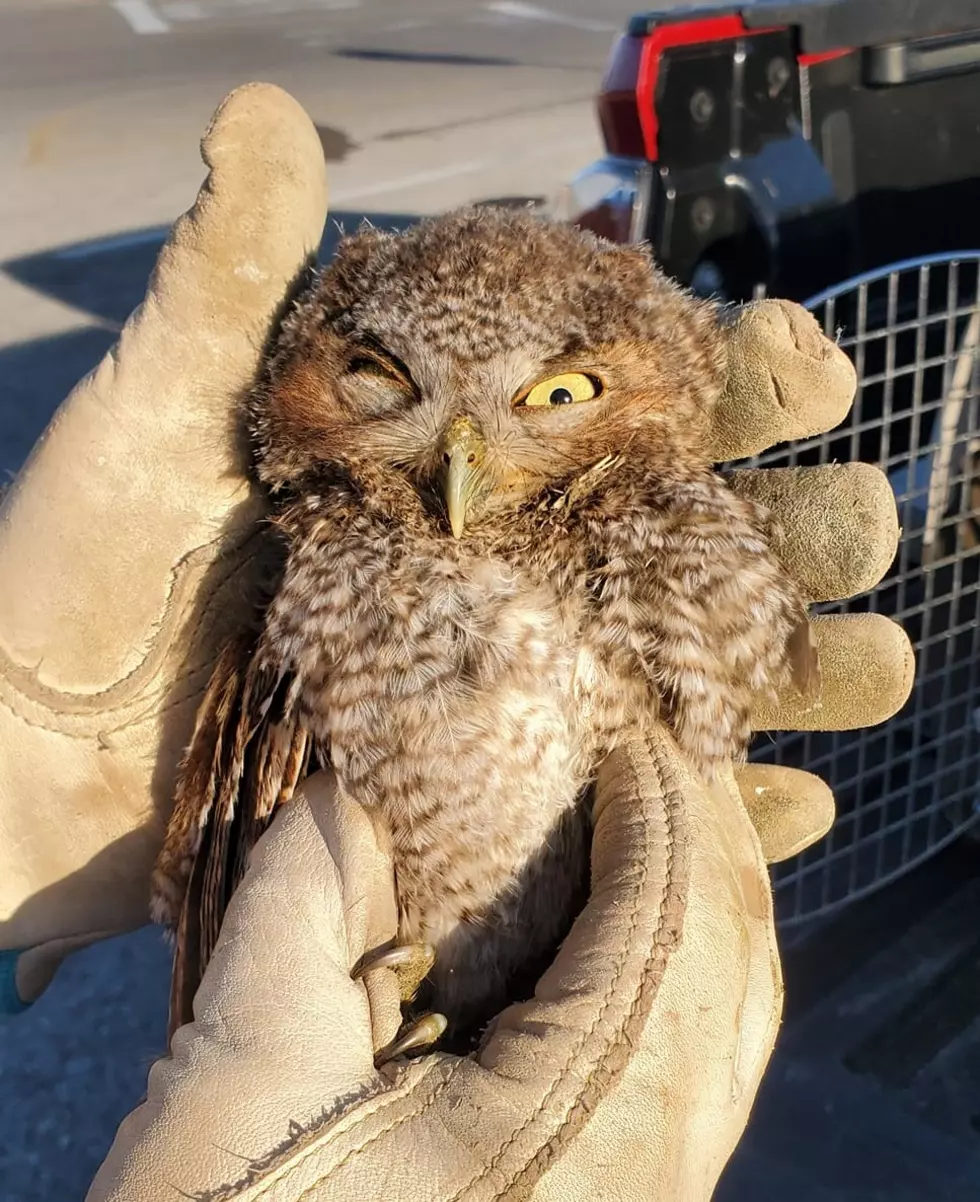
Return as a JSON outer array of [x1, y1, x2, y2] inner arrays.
[[752, 613, 915, 732], [455, 727, 776, 1199], [733, 763, 835, 864], [728, 463, 899, 603], [87, 772, 397, 1202], [0, 82, 327, 693], [709, 299, 857, 462], [0, 84, 328, 984]]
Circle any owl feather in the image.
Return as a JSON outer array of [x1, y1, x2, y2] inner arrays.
[[153, 207, 816, 1043]]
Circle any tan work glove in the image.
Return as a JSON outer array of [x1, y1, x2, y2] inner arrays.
[[86, 731, 908, 1201], [0, 83, 327, 1006]]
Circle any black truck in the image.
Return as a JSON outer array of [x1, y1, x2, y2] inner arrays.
[[561, 0, 980, 305]]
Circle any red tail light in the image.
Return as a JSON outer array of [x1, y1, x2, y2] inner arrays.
[[596, 15, 852, 163], [596, 35, 647, 158]]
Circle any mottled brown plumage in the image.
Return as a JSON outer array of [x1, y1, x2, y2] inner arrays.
[[153, 207, 816, 1043]]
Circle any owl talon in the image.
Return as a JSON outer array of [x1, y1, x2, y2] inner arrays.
[[375, 1012, 448, 1067], [351, 942, 436, 1003]]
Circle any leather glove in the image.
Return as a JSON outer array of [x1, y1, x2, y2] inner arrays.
[[0, 83, 327, 1007], [85, 722, 908, 1201]]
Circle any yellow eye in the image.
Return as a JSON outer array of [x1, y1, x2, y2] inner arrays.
[[518, 372, 601, 408]]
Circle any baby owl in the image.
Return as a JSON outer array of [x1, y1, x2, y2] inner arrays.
[[153, 207, 816, 1054]]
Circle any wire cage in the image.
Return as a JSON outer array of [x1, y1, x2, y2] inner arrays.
[[742, 252, 980, 927]]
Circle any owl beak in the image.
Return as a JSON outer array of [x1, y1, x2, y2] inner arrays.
[[439, 416, 486, 539]]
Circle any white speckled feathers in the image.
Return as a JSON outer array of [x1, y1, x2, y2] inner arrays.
[[153, 207, 816, 1039]]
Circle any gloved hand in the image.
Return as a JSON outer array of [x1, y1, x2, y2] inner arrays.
[[87, 752, 797, 1202], [85, 722, 909, 1201], [0, 83, 326, 1008], [1, 81, 912, 1201]]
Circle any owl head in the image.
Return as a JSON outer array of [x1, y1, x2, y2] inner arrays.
[[248, 207, 726, 537]]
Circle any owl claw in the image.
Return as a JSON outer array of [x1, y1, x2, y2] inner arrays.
[[351, 942, 436, 1003], [375, 1012, 448, 1067]]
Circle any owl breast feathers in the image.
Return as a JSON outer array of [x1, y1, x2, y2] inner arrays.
[[153, 206, 816, 1041]]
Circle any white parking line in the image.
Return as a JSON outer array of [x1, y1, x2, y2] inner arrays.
[[112, 0, 170, 35]]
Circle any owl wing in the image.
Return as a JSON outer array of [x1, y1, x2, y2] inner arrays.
[[586, 472, 818, 775], [152, 633, 313, 1039]]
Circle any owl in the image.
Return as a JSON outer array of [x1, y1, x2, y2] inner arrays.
[[152, 207, 816, 1057]]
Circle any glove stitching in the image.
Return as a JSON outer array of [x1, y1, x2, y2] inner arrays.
[[0, 668, 204, 741], [0, 534, 265, 736], [240, 1063, 464, 1202], [488, 736, 688, 1201], [474, 822, 656, 1196]]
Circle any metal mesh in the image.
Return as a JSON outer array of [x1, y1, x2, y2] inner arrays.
[[741, 253, 980, 926]]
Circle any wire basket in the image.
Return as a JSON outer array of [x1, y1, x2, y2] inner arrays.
[[742, 252, 980, 926]]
